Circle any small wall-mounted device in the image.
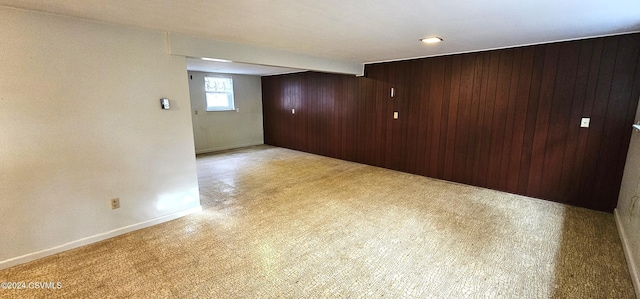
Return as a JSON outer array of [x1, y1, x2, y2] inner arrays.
[[160, 98, 170, 110], [580, 117, 590, 128]]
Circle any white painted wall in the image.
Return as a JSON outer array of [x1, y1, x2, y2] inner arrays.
[[188, 71, 264, 153], [0, 7, 200, 268], [616, 101, 640, 296]]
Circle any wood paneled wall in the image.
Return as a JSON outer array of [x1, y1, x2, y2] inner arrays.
[[262, 72, 357, 158], [262, 33, 640, 212]]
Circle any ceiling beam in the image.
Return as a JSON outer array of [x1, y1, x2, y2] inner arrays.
[[168, 33, 364, 76]]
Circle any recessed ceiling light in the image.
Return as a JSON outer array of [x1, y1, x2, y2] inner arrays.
[[421, 37, 443, 44], [201, 57, 233, 63]]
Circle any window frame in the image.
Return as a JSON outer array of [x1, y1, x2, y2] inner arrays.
[[204, 75, 235, 112]]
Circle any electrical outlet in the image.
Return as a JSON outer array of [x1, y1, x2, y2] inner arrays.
[[111, 198, 120, 210]]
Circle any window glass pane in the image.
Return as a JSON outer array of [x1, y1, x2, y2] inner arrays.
[[206, 93, 230, 108], [205, 76, 233, 93], [204, 76, 235, 111]]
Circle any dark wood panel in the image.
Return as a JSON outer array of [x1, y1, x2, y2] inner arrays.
[[578, 37, 619, 209], [517, 45, 546, 195], [506, 47, 534, 192], [540, 41, 581, 202], [452, 54, 477, 183], [443, 55, 463, 181], [469, 53, 489, 185], [487, 50, 513, 191], [354, 77, 368, 164], [568, 39, 605, 206], [558, 41, 594, 205], [592, 35, 640, 211], [261, 33, 640, 212], [528, 43, 560, 198], [498, 48, 521, 193], [340, 75, 356, 161], [405, 60, 424, 174], [415, 59, 431, 176], [427, 57, 446, 177]]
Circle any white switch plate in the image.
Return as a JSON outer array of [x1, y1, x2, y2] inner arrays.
[[580, 117, 590, 128], [393, 111, 399, 119], [292, 109, 295, 114], [111, 198, 120, 209]]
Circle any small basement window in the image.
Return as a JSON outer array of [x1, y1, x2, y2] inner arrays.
[[205, 75, 235, 111]]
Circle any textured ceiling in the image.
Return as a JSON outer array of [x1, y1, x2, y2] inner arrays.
[[1, 0, 639, 64]]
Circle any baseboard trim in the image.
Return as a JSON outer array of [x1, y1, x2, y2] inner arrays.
[[0, 205, 202, 270], [615, 209, 640, 298], [195, 142, 263, 155]]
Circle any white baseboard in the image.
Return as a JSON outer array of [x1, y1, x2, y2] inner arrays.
[[0, 205, 202, 270], [615, 209, 640, 298], [195, 142, 263, 155]]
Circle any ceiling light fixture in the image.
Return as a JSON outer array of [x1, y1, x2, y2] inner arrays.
[[201, 57, 233, 63], [421, 37, 443, 44]]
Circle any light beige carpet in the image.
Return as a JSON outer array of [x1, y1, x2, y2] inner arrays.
[[0, 145, 635, 298]]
